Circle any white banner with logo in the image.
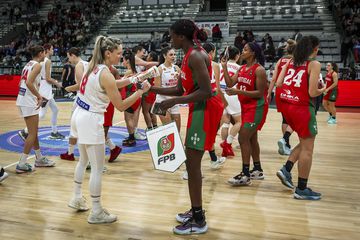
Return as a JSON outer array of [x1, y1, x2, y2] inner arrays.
[[146, 122, 186, 172], [195, 21, 229, 38]]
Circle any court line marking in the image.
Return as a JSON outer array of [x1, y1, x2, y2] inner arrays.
[[4, 155, 35, 169], [113, 120, 125, 126]]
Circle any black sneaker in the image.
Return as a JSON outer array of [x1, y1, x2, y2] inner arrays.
[[173, 217, 208, 235], [50, 132, 65, 140], [294, 187, 321, 200], [0, 168, 9, 183], [122, 138, 136, 147], [18, 129, 28, 141]]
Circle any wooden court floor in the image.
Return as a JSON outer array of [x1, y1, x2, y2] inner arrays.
[[0, 100, 359, 240]]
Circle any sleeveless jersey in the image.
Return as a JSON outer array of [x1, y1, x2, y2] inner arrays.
[[181, 47, 216, 95], [325, 71, 337, 93], [77, 64, 110, 113], [237, 63, 267, 107], [79, 60, 89, 78], [279, 60, 312, 106], [136, 65, 145, 74], [16, 60, 41, 107], [219, 61, 240, 91], [274, 57, 292, 112], [160, 63, 178, 88], [39, 57, 53, 99]]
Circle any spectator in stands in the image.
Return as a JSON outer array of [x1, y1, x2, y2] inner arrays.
[[14, 6, 22, 22], [212, 24, 222, 42], [292, 29, 303, 42], [262, 35, 276, 62], [277, 38, 287, 59], [234, 31, 244, 53], [243, 30, 254, 42], [353, 37, 360, 63], [9, 5, 14, 24], [162, 30, 171, 43]]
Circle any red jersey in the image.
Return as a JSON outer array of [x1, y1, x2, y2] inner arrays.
[[237, 63, 267, 108], [279, 60, 312, 106], [181, 47, 216, 95], [325, 71, 337, 93], [275, 57, 291, 112]]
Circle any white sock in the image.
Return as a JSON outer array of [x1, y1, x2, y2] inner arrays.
[[105, 138, 116, 150], [68, 144, 75, 154], [19, 153, 28, 166], [34, 149, 43, 160], [74, 181, 82, 199], [24, 128, 28, 134], [91, 196, 102, 214], [226, 135, 234, 144]]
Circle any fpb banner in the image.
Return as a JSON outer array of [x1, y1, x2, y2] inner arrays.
[[146, 122, 186, 172]]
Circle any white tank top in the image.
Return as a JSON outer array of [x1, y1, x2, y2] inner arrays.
[[156, 63, 178, 102], [16, 60, 41, 107], [79, 60, 89, 76], [39, 57, 53, 99], [219, 61, 240, 91], [76, 64, 110, 113], [136, 65, 145, 74]]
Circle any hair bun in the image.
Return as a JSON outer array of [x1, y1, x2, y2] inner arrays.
[[197, 29, 208, 42]]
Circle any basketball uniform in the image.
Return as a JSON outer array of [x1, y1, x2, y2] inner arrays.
[[16, 60, 41, 117], [279, 60, 317, 138], [323, 71, 338, 102], [274, 56, 291, 113], [143, 77, 156, 104], [219, 61, 241, 116], [71, 64, 110, 144], [103, 65, 118, 127], [182, 48, 224, 151], [155, 63, 180, 114], [39, 57, 53, 100], [237, 63, 268, 130], [72, 60, 89, 112]]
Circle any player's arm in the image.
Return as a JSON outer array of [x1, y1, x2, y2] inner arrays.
[[44, 59, 61, 88], [26, 63, 43, 108], [309, 61, 326, 97], [221, 60, 239, 88], [268, 60, 280, 98], [135, 56, 158, 68], [65, 62, 84, 92], [213, 62, 227, 105], [100, 69, 150, 112], [153, 67, 163, 87], [151, 66, 183, 96]]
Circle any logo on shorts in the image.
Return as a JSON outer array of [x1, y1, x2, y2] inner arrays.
[[157, 133, 175, 157]]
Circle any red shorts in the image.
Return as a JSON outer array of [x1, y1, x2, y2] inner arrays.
[[241, 102, 268, 131], [121, 84, 141, 113], [104, 102, 115, 127], [323, 88, 338, 102], [281, 102, 317, 138], [143, 91, 156, 104], [185, 94, 224, 151]]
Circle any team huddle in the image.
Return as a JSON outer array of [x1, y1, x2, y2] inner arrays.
[[0, 19, 340, 235]]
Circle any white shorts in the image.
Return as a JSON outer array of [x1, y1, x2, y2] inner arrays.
[[223, 93, 241, 116], [155, 95, 180, 115], [18, 106, 40, 118], [70, 107, 105, 144]]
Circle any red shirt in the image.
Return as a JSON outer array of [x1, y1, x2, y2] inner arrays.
[[237, 63, 267, 108], [279, 60, 312, 106], [274, 57, 291, 112], [181, 47, 216, 95]]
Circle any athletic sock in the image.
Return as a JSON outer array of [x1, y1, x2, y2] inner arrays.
[[298, 177, 308, 190], [226, 135, 234, 144], [209, 150, 217, 162], [105, 138, 116, 150], [192, 206, 204, 223], [68, 144, 75, 155], [242, 163, 250, 177], [253, 161, 262, 171], [19, 153, 28, 166], [129, 133, 135, 140], [283, 131, 292, 148], [285, 160, 294, 172], [34, 149, 43, 160]]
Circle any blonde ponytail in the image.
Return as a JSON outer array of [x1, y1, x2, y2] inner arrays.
[[86, 35, 122, 77]]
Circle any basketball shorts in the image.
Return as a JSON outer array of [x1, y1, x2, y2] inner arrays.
[[241, 102, 268, 131], [18, 106, 40, 118], [223, 93, 241, 116], [70, 107, 105, 144], [323, 88, 338, 102], [143, 91, 156, 105], [281, 103, 317, 138], [104, 102, 115, 127], [155, 95, 180, 115], [185, 94, 224, 151]]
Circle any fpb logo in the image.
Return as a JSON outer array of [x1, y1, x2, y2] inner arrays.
[[157, 133, 175, 165]]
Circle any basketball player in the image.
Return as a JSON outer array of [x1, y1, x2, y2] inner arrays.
[[142, 51, 158, 131], [276, 36, 325, 200], [267, 39, 296, 155], [154, 47, 181, 131], [60, 47, 89, 161], [222, 42, 268, 186], [150, 19, 223, 235], [68, 36, 150, 223], [0, 167, 9, 183], [16, 45, 56, 173], [218, 46, 242, 158], [322, 62, 339, 124]]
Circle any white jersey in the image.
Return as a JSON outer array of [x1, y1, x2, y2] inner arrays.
[[156, 63, 178, 102], [79, 60, 89, 79], [39, 57, 54, 100], [219, 61, 240, 91], [211, 61, 217, 84], [136, 65, 145, 74], [76, 64, 110, 113], [16, 60, 41, 107]]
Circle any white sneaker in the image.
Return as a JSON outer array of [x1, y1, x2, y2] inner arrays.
[[228, 172, 251, 186], [134, 130, 147, 140], [35, 157, 56, 167], [87, 209, 117, 224], [210, 156, 226, 170], [68, 196, 89, 211], [182, 170, 204, 180], [250, 169, 265, 180], [277, 138, 287, 155], [0, 168, 9, 183]]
